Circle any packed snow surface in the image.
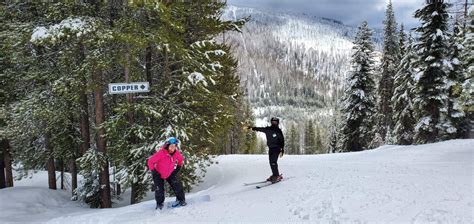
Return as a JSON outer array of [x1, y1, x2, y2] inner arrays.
[[1, 139, 472, 223]]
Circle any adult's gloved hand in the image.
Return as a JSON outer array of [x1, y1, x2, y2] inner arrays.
[[243, 126, 252, 131], [279, 148, 284, 158]]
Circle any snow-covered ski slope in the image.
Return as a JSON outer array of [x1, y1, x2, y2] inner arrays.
[[1, 139, 473, 223]]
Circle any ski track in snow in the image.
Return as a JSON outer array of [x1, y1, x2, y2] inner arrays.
[[1, 140, 473, 223]]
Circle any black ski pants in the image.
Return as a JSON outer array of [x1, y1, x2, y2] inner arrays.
[[152, 170, 185, 205], [268, 147, 280, 176]]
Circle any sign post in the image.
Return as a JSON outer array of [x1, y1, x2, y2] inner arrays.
[[108, 82, 150, 94]]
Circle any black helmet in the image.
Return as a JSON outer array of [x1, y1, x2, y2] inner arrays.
[[270, 117, 280, 123]]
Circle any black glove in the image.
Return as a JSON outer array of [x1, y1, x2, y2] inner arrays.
[[171, 165, 182, 177], [279, 148, 284, 158], [175, 165, 181, 173], [151, 169, 162, 179]]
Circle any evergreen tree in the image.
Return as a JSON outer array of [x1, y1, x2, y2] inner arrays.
[[103, 1, 247, 203], [412, 0, 451, 144], [443, 21, 468, 139], [399, 24, 407, 60], [391, 35, 417, 145], [375, 0, 400, 142], [314, 126, 323, 154], [240, 100, 258, 154], [459, 10, 473, 138], [3, 2, 90, 193], [327, 115, 339, 153], [304, 119, 316, 154], [257, 139, 267, 154], [286, 123, 300, 154], [0, 2, 22, 188], [339, 21, 377, 152], [327, 98, 341, 153]]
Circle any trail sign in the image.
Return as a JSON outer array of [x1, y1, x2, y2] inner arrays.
[[108, 82, 150, 94]]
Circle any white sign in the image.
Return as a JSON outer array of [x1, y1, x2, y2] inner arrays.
[[108, 82, 150, 94]]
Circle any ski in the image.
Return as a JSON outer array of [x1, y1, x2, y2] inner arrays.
[[164, 194, 211, 209], [255, 176, 295, 189], [243, 180, 269, 186], [255, 182, 274, 189], [244, 173, 285, 186]]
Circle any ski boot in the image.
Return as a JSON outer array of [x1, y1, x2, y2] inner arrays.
[[156, 203, 164, 210], [266, 175, 273, 182], [172, 200, 187, 207], [270, 174, 283, 184]]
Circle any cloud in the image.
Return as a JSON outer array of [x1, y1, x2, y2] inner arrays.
[[227, 0, 425, 29]]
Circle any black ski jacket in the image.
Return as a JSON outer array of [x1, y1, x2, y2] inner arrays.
[[252, 125, 285, 149]]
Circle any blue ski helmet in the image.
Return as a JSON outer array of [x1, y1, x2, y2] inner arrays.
[[166, 137, 179, 145]]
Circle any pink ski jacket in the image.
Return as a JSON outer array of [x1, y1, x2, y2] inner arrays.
[[147, 146, 184, 179]]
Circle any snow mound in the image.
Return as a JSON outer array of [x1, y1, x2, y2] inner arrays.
[[0, 187, 88, 223]]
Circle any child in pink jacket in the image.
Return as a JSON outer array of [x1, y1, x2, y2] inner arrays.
[[147, 137, 185, 209]]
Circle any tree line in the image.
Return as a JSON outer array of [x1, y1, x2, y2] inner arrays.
[[333, 0, 472, 152]]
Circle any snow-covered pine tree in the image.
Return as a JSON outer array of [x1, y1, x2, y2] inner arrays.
[[327, 97, 342, 153], [286, 122, 300, 155], [391, 34, 417, 145], [328, 126, 338, 153], [339, 21, 377, 152], [0, 2, 24, 188], [443, 20, 468, 139], [460, 9, 473, 138], [239, 99, 258, 154], [257, 139, 267, 154], [314, 126, 323, 154], [399, 24, 407, 61], [304, 119, 316, 154], [375, 0, 400, 143], [74, 149, 108, 208], [104, 1, 248, 204], [412, 0, 451, 144], [4, 2, 97, 194]]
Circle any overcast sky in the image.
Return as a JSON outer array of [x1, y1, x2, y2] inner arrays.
[[227, 0, 428, 29]]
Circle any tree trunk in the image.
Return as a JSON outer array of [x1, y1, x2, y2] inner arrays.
[[94, 70, 111, 208], [70, 43, 90, 196], [124, 46, 139, 205], [60, 160, 65, 190], [4, 140, 13, 187], [70, 161, 77, 194], [80, 94, 91, 154], [106, 0, 124, 205], [75, 92, 89, 194], [145, 44, 153, 86], [113, 164, 121, 196], [0, 140, 6, 189], [45, 133, 57, 190], [165, 48, 169, 80], [79, 43, 91, 156]]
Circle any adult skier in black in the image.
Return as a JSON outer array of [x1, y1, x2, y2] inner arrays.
[[247, 117, 285, 183]]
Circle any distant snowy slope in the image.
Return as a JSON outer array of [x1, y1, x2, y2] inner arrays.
[[221, 5, 382, 128], [1, 139, 472, 223], [271, 13, 354, 56]]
